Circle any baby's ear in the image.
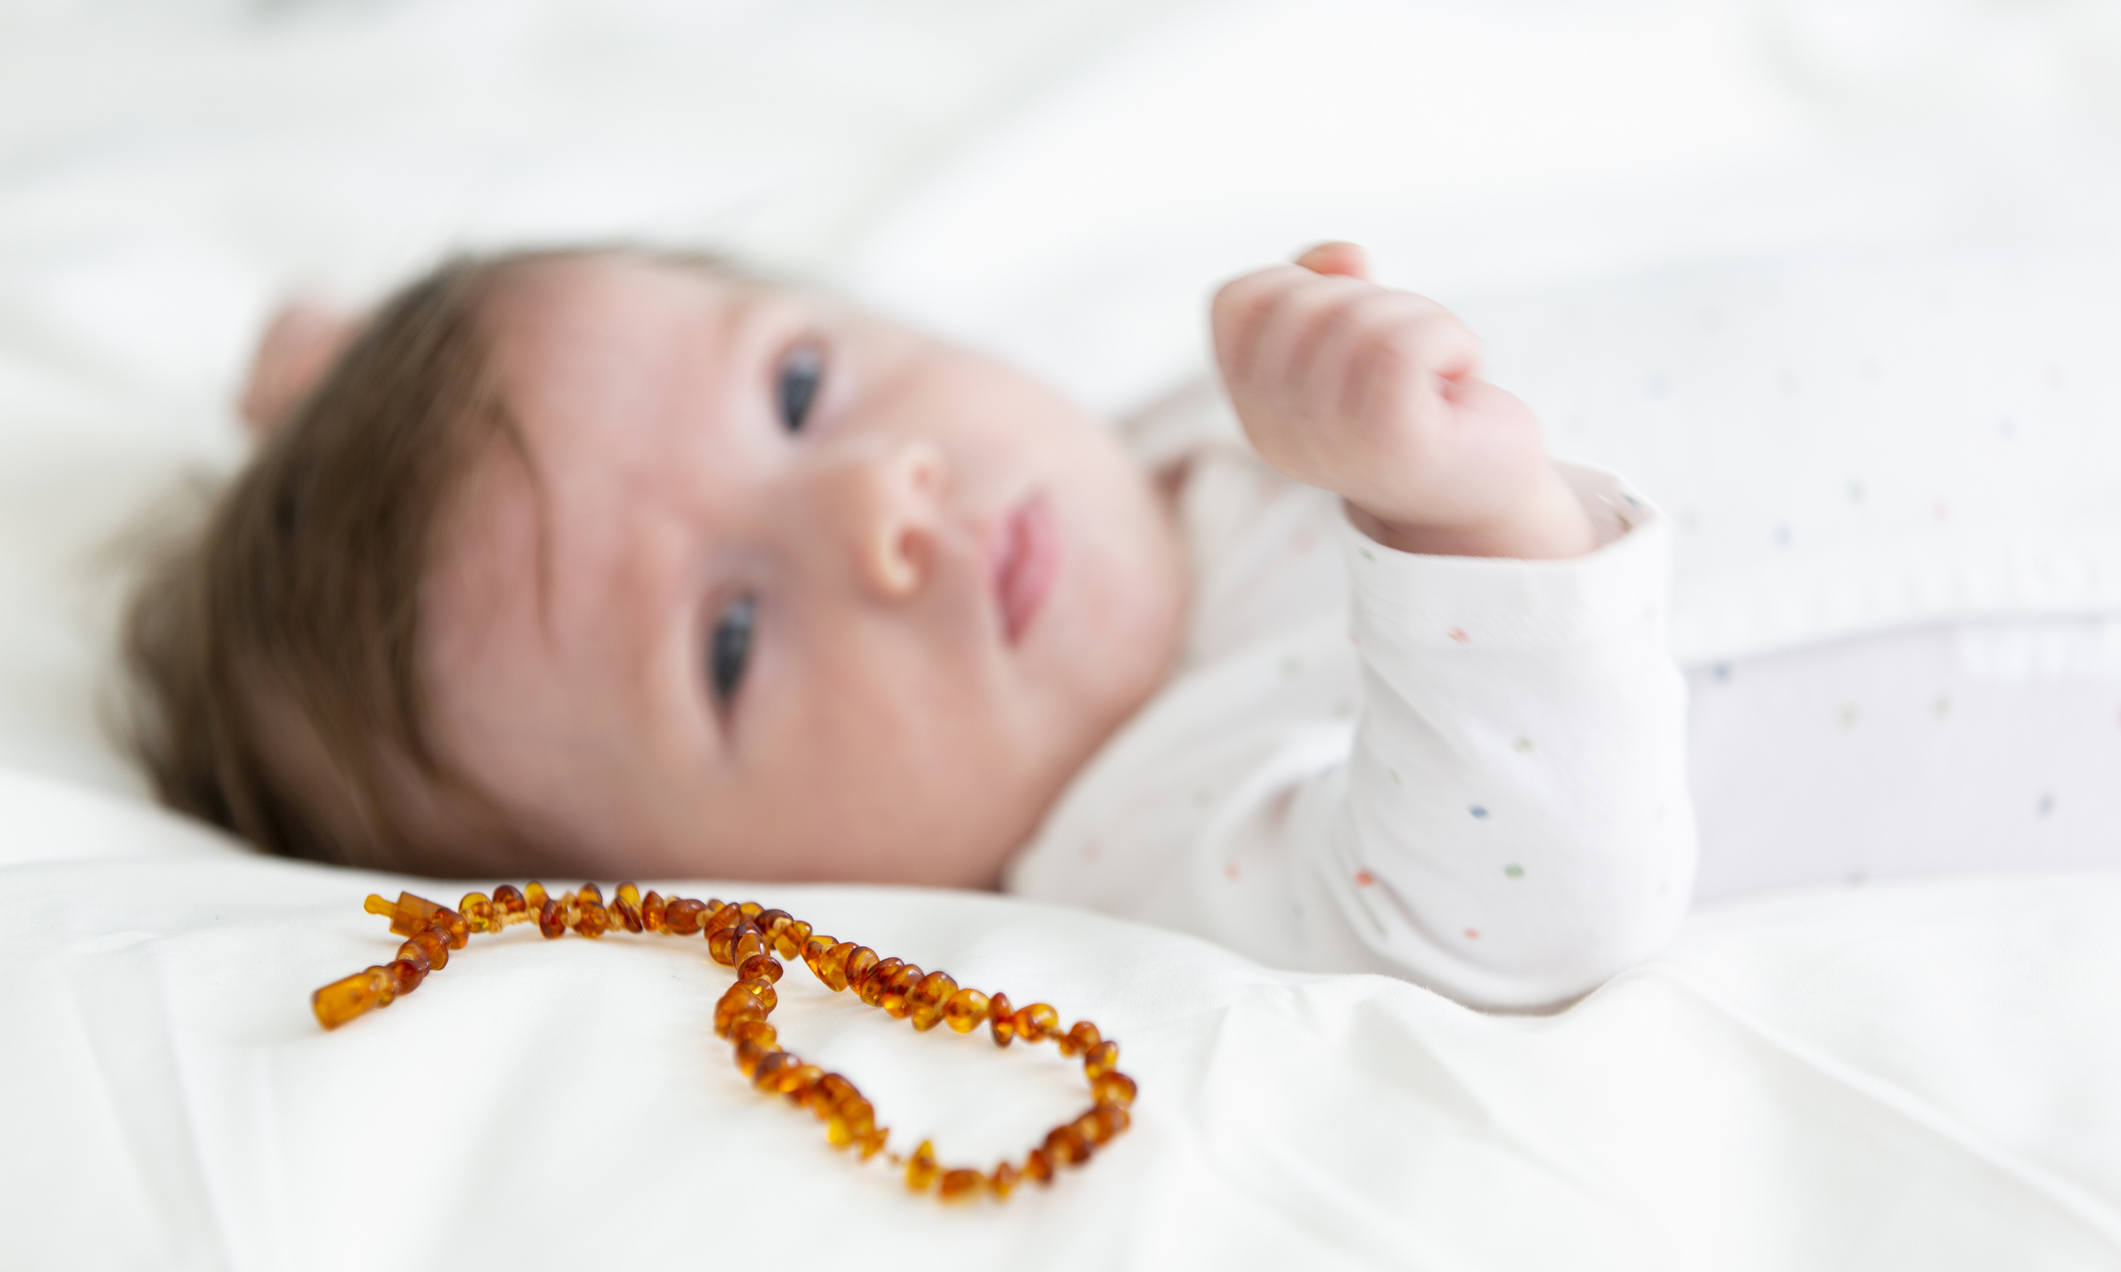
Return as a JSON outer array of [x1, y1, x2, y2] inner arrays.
[[238, 301, 358, 441]]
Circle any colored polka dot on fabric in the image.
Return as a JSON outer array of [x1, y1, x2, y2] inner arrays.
[[1469, 805, 1489, 819], [1840, 705, 1859, 728], [1354, 869, 1376, 888], [1447, 628, 1469, 643], [1504, 864, 1524, 879], [1774, 524, 1792, 546], [1463, 928, 1480, 940], [2038, 793, 2055, 818], [1223, 863, 1240, 882], [1512, 736, 1534, 753]]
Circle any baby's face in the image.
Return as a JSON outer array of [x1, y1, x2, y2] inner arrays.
[[417, 256, 1186, 887]]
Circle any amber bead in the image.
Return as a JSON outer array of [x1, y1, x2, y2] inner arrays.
[[664, 898, 706, 935], [574, 901, 609, 938], [988, 992, 1016, 1046], [640, 890, 668, 932], [817, 941, 857, 992], [730, 929, 767, 968], [736, 978, 778, 1013], [938, 1169, 984, 1202], [773, 920, 812, 960], [1073, 1109, 1114, 1147], [385, 957, 426, 995], [570, 882, 599, 906], [907, 974, 957, 1030], [312, 966, 392, 1029], [611, 890, 643, 933], [537, 899, 567, 939], [703, 903, 742, 937], [1044, 1125, 1090, 1167], [714, 992, 766, 1037], [1083, 1040, 1121, 1079], [394, 938, 431, 974], [801, 935, 835, 974], [1058, 1020, 1101, 1058], [524, 880, 550, 909], [857, 957, 904, 1007], [457, 892, 498, 933], [875, 963, 921, 1017], [492, 883, 528, 915], [706, 924, 737, 965], [840, 1093, 876, 1124], [775, 1063, 824, 1099], [1092, 1073, 1138, 1107], [737, 953, 783, 985], [905, 1140, 940, 1192], [1090, 1104, 1131, 1138], [407, 928, 449, 970], [842, 947, 880, 993], [942, 988, 991, 1034], [1023, 1148, 1054, 1186], [990, 1161, 1021, 1198], [813, 1073, 858, 1111], [729, 1020, 777, 1050], [734, 1038, 776, 1077], [1013, 1003, 1059, 1044], [754, 908, 792, 938], [909, 971, 957, 1009], [752, 1052, 797, 1092], [738, 901, 763, 919], [431, 908, 468, 950]]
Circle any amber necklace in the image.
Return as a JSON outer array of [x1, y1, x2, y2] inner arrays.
[[312, 881, 1136, 1202]]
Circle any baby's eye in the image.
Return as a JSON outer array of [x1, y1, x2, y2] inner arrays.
[[777, 347, 823, 433], [708, 595, 756, 705]]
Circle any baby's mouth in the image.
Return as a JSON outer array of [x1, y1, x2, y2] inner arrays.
[[990, 493, 1060, 645]]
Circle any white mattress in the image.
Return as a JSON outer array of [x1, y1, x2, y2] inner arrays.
[[5, 1, 2121, 1266]]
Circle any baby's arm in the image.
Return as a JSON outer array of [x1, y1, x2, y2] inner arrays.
[[1212, 247, 1694, 1008]]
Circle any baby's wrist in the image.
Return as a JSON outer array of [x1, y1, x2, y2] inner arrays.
[[1348, 466, 1597, 560]]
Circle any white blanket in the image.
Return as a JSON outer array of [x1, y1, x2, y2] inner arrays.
[[5, 766, 2120, 1269]]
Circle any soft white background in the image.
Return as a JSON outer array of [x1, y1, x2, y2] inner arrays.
[[4, 1, 2121, 1267]]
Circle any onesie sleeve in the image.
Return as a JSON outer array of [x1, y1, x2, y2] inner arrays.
[[1316, 463, 1694, 1008]]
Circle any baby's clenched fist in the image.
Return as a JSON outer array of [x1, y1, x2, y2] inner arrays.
[[1211, 243, 1594, 559]]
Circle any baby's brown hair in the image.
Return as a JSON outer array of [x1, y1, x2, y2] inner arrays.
[[123, 249, 564, 870]]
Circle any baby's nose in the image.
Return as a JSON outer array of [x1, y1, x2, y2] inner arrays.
[[851, 439, 950, 600]]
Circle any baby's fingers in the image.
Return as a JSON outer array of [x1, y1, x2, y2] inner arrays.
[[1347, 307, 1485, 431], [1211, 265, 1318, 387]]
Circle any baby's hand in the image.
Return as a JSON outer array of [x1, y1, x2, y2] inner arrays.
[[1211, 244, 1595, 559]]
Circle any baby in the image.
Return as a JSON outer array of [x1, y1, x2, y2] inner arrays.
[[126, 242, 1693, 1010]]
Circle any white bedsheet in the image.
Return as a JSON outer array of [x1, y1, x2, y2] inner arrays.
[[5, 765, 2120, 1270]]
